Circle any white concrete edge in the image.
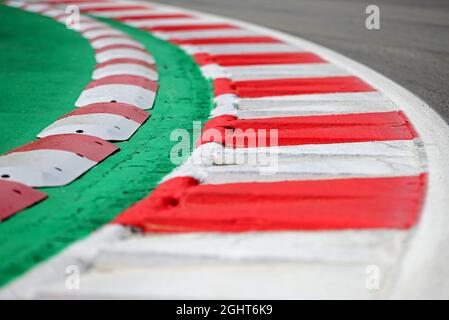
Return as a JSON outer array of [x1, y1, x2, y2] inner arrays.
[[0, 225, 130, 299], [144, 1, 449, 299]]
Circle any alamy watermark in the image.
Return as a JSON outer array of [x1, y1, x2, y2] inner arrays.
[[169, 121, 280, 175], [65, 264, 80, 290], [365, 5, 380, 30], [365, 264, 381, 290], [65, 5, 80, 31]]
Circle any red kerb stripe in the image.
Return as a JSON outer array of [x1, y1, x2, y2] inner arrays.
[[95, 44, 148, 54], [82, 26, 111, 34], [116, 13, 193, 21], [193, 52, 326, 66], [114, 174, 427, 232], [60, 102, 150, 124], [0, 180, 47, 221], [143, 24, 239, 32], [213, 76, 376, 97], [200, 112, 418, 147], [89, 34, 131, 43]]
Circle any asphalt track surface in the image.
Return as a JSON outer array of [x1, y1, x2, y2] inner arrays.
[[156, 0, 449, 123]]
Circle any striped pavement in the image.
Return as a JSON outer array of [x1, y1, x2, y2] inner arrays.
[[1, 0, 444, 299]]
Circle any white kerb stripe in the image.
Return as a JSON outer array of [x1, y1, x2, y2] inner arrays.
[[234, 91, 395, 107], [0, 150, 96, 187], [212, 92, 398, 118], [75, 2, 150, 9], [125, 18, 219, 28], [93, 63, 158, 81], [91, 8, 179, 18], [154, 29, 260, 40], [181, 43, 302, 55], [75, 84, 156, 110], [83, 29, 124, 40], [201, 63, 350, 80], [37, 114, 141, 141], [91, 37, 144, 50], [23, 4, 49, 12], [78, 22, 108, 32], [40, 9, 64, 18], [166, 140, 425, 184], [95, 49, 155, 64]]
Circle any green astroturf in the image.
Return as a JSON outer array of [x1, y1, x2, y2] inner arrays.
[[0, 6, 213, 287]]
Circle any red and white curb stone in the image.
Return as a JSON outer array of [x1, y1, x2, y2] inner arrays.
[[2, 0, 449, 299], [0, 180, 47, 221], [0, 134, 118, 187], [0, 0, 157, 218]]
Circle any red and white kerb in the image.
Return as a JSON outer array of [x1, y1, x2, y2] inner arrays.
[[0, 180, 47, 221], [0, 1, 159, 218], [108, 2, 428, 234], [38, 102, 150, 141], [0, 134, 118, 187]]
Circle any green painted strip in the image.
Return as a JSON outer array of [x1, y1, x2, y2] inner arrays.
[[0, 5, 95, 154], [0, 8, 213, 287]]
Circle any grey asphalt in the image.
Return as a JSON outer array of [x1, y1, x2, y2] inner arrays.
[[156, 0, 449, 122]]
